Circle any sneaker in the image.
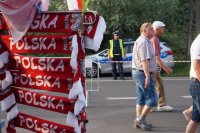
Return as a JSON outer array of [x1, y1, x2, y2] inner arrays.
[[133, 119, 152, 131], [157, 105, 174, 112], [182, 110, 191, 121]]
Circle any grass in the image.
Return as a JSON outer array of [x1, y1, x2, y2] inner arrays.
[[161, 62, 190, 77]]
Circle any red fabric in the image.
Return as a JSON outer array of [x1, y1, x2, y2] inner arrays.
[[9, 55, 73, 73], [83, 14, 99, 39], [6, 119, 16, 133], [77, 0, 82, 9], [0, 16, 2, 30], [1, 35, 73, 54], [77, 107, 87, 124], [7, 113, 74, 133], [13, 87, 75, 114], [0, 70, 6, 80], [11, 71, 73, 94], [77, 36, 85, 59]]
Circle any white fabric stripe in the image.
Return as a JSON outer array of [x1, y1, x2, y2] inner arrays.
[[66, 112, 80, 133], [1, 94, 16, 111], [70, 35, 78, 70], [7, 105, 18, 121], [0, 51, 9, 69], [41, 0, 50, 11]]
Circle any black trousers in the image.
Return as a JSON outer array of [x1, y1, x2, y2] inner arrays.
[[111, 55, 124, 79]]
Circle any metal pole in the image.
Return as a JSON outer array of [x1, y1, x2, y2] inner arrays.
[[90, 63, 93, 91], [97, 60, 100, 90]]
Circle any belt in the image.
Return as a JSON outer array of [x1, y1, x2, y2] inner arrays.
[[191, 77, 200, 83], [132, 68, 153, 74]]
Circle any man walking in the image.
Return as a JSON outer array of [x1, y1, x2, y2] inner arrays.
[[108, 30, 125, 80], [185, 34, 200, 133], [150, 21, 174, 111], [132, 22, 158, 131]]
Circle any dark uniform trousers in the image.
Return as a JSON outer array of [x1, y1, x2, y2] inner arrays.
[[111, 55, 124, 80]]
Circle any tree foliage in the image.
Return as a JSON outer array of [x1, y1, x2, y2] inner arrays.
[[89, 0, 190, 59], [49, 0, 194, 60]]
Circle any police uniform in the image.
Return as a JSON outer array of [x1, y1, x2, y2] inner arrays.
[[108, 31, 125, 80]]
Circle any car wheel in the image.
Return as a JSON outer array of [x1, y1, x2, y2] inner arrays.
[[86, 64, 99, 78]]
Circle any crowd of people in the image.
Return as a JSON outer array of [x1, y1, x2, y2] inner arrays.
[[108, 21, 200, 133]]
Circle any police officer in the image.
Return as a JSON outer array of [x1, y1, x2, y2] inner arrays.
[[108, 30, 125, 80]]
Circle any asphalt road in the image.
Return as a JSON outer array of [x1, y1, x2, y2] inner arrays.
[[1, 77, 200, 133]]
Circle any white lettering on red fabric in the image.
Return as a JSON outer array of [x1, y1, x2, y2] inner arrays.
[[18, 90, 64, 111], [31, 14, 58, 30], [13, 73, 61, 88], [9, 37, 56, 51], [18, 115, 63, 132], [86, 16, 93, 35], [13, 56, 65, 72]]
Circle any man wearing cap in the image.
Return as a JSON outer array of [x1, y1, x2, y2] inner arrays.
[[108, 30, 125, 80], [150, 21, 174, 111]]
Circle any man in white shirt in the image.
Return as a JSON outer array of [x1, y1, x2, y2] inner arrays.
[[132, 22, 157, 131], [185, 34, 200, 133]]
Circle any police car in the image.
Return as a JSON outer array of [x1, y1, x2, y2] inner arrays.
[[85, 40, 175, 78]]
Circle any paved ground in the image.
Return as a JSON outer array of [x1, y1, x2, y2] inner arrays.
[[1, 76, 200, 133]]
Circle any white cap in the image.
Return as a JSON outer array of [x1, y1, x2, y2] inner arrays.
[[152, 21, 165, 30]]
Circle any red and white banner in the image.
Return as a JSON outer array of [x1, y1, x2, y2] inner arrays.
[[0, 12, 97, 38], [11, 71, 73, 94], [67, 0, 83, 10], [1, 35, 73, 54], [9, 55, 73, 73], [13, 87, 75, 114], [7, 113, 74, 133]]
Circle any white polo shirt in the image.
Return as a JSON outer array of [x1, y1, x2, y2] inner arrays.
[[190, 34, 200, 78]]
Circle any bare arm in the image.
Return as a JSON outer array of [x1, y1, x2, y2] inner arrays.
[[156, 55, 173, 74], [141, 59, 150, 88], [193, 60, 200, 81]]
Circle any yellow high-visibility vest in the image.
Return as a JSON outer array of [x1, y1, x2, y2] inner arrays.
[[109, 39, 124, 58]]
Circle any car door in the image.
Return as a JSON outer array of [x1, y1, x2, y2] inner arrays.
[[123, 44, 133, 73], [98, 49, 113, 74]]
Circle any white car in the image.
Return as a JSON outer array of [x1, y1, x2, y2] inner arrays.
[[86, 41, 175, 78]]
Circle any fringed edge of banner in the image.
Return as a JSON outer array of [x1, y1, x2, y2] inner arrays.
[[66, 112, 80, 133]]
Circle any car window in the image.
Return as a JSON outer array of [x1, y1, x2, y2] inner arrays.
[[124, 44, 133, 54]]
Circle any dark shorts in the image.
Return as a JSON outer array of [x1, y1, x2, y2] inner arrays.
[[189, 79, 200, 123], [132, 70, 158, 107]]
